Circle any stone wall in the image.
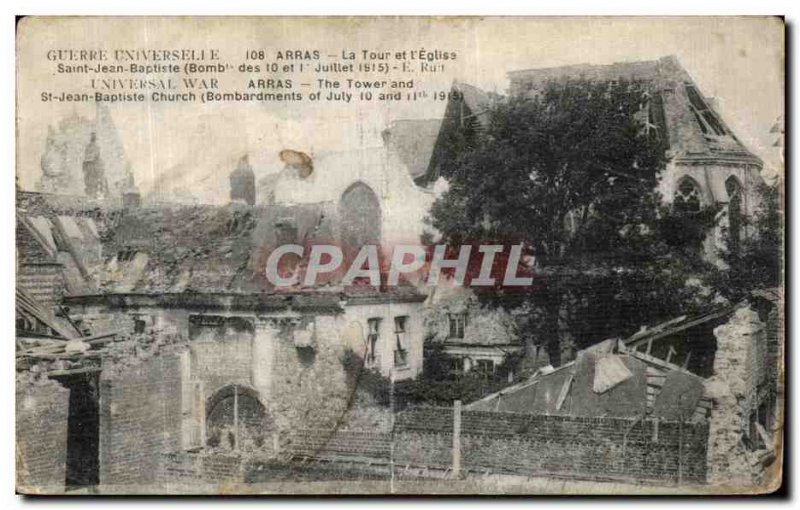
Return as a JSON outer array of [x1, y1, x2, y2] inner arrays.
[[189, 315, 255, 400], [98, 351, 184, 490], [269, 314, 352, 435], [175, 311, 354, 451], [16, 382, 70, 493], [394, 407, 708, 484]]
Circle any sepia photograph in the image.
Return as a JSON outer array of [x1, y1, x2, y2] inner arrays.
[[13, 15, 785, 495]]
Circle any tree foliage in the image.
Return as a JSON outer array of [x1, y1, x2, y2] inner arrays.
[[713, 180, 783, 299], [427, 79, 719, 361]]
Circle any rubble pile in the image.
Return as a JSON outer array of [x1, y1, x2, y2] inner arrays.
[[100, 205, 258, 294]]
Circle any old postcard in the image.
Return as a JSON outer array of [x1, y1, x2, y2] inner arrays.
[[15, 16, 784, 495]]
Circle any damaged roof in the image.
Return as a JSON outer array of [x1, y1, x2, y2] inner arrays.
[[64, 291, 347, 314], [507, 55, 762, 168], [623, 302, 742, 351], [86, 202, 425, 300], [468, 338, 708, 421], [452, 80, 496, 129], [98, 202, 337, 294], [17, 206, 105, 297], [413, 81, 498, 187], [17, 190, 427, 303], [382, 119, 443, 179]]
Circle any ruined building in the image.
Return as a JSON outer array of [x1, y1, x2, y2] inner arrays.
[[16, 156, 427, 492], [258, 143, 435, 248], [469, 298, 783, 487]]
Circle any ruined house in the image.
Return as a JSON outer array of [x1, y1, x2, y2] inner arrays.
[[468, 299, 783, 487], [423, 287, 524, 377]]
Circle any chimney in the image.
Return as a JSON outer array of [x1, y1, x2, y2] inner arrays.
[[83, 131, 108, 198], [122, 187, 141, 208], [230, 154, 256, 205], [121, 165, 141, 208]]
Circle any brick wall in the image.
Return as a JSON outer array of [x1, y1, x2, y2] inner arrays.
[[16, 383, 70, 493], [394, 407, 708, 484], [98, 352, 184, 489], [288, 429, 391, 461], [158, 452, 243, 488]]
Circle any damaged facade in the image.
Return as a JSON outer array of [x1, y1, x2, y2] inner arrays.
[[423, 287, 524, 376], [16, 145, 428, 491]]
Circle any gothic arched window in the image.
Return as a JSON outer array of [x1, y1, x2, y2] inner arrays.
[[674, 178, 702, 214], [726, 176, 743, 253], [339, 182, 382, 253]]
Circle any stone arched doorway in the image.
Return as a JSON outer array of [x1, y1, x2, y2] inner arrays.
[[206, 384, 268, 451], [339, 181, 382, 253]]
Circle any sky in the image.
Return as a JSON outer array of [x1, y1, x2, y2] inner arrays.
[[16, 17, 784, 203]]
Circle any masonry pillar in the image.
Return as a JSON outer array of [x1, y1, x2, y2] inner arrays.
[[705, 305, 764, 486], [252, 319, 279, 403]]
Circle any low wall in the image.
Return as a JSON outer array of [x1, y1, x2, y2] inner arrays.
[[157, 406, 709, 488], [159, 451, 243, 488], [395, 407, 708, 484], [287, 429, 391, 461]]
